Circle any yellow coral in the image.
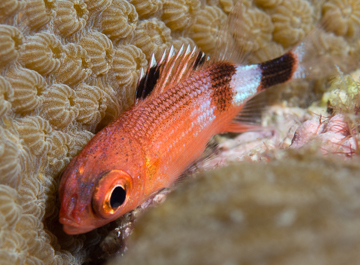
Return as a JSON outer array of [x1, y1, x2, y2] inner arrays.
[[248, 41, 284, 64], [100, 0, 138, 42], [0, 128, 29, 188], [171, 36, 196, 51], [20, 32, 64, 75], [129, 0, 162, 18], [5, 66, 47, 114], [54, 43, 92, 86], [14, 116, 52, 156], [111, 44, 147, 105], [0, 0, 25, 23], [0, 76, 13, 119], [189, 5, 227, 53], [0, 0, 358, 264], [41, 84, 79, 129], [161, 0, 200, 31], [47, 131, 74, 174], [95, 78, 122, 129], [75, 83, 107, 126], [14, 214, 52, 263], [85, 0, 112, 14], [78, 31, 114, 76], [67, 129, 94, 157], [271, 0, 314, 47], [254, 0, 283, 9], [54, 0, 89, 37], [0, 185, 22, 230], [20, 0, 57, 32], [235, 6, 274, 52], [314, 31, 350, 57], [132, 18, 172, 59], [322, 0, 360, 37], [0, 25, 23, 68], [327, 72, 360, 113], [17, 179, 46, 220], [0, 231, 27, 264]]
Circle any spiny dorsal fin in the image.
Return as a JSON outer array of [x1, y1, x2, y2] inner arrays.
[[134, 44, 205, 103], [135, 54, 159, 103]]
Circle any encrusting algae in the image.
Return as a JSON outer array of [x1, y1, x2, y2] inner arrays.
[[0, 0, 360, 264]]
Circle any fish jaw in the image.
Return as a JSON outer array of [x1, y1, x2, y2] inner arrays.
[[59, 129, 147, 235], [58, 156, 107, 234], [60, 217, 97, 235]]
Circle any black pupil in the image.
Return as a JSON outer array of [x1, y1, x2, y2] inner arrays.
[[110, 186, 126, 209]]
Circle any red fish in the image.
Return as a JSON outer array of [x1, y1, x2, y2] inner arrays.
[[58, 14, 336, 234]]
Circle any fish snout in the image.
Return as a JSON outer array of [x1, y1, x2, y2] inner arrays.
[[59, 196, 96, 234], [60, 217, 95, 235]]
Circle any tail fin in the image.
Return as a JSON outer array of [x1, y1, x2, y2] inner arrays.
[[256, 26, 357, 92]]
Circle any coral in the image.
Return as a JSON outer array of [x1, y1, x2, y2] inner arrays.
[[271, 0, 314, 48], [189, 5, 227, 53], [0, 0, 25, 23], [75, 83, 107, 126], [0, 231, 27, 264], [0, 25, 23, 68], [20, 32, 64, 75], [312, 31, 350, 57], [47, 131, 74, 175], [20, 0, 57, 32], [0, 0, 359, 264], [326, 72, 360, 113], [132, 18, 172, 59], [41, 84, 79, 129], [54, 43, 92, 86], [68, 129, 94, 157], [0, 76, 13, 118], [0, 185, 23, 230], [54, 0, 89, 37], [85, 0, 112, 14], [17, 178, 46, 220], [5, 66, 47, 115], [94, 78, 122, 129], [322, 0, 360, 37], [0, 127, 29, 188], [14, 116, 52, 156], [248, 41, 284, 64], [171, 36, 196, 51], [129, 0, 162, 18], [234, 6, 274, 52], [100, 0, 138, 42], [161, 0, 200, 31], [46, 129, 93, 175], [78, 31, 114, 76], [112, 155, 360, 265], [254, 0, 283, 9], [111, 44, 147, 107]]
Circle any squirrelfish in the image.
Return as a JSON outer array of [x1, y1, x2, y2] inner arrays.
[[59, 17, 320, 234]]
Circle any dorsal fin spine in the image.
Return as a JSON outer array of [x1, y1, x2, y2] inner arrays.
[[157, 46, 176, 94]]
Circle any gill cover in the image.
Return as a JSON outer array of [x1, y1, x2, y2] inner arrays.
[[92, 170, 133, 219]]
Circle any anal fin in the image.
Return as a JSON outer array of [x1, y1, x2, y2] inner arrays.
[[225, 92, 267, 133]]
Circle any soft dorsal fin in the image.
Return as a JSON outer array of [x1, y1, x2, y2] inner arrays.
[[211, 2, 248, 65], [134, 44, 205, 103]]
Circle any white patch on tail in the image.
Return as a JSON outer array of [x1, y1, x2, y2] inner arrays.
[[230, 65, 262, 106]]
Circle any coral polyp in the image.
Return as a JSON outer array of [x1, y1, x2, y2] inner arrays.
[[0, 0, 359, 264]]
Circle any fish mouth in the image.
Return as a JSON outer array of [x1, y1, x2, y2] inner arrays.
[[60, 217, 95, 235]]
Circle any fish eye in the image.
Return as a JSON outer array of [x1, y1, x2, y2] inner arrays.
[[92, 170, 133, 218], [110, 185, 126, 209]]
